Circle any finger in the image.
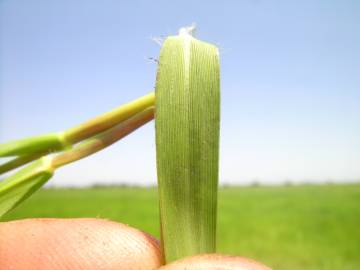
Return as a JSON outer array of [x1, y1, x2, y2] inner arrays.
[[159, 254, 272, 270], [0, 218, 163, 270]]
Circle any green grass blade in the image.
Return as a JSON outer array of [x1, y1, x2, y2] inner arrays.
[[0, 157, 54, 218], [0, 133, 69, 157], [155, 30, 220, 263]]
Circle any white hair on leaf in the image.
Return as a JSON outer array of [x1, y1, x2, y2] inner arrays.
[[150, 36, 165, 46], [178, 23, 197, 37]]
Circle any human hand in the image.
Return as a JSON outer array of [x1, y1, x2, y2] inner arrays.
[[0, 218, 271, 270]]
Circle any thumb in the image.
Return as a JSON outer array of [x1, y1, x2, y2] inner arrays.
[[0, 218, 163, 270], [159, 254, 272, 270]]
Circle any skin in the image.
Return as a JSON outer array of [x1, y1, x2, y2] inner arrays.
[[0, 218, 271, 270]]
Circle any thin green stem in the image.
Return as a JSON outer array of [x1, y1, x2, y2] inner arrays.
[[0, 132, 69, 157], [0, 152, 46, 175], [52, 107, 154, 169], [0, 92, 155, 173], [64, 92, 155, 144], [0, 92, 155, 158], [0, 107, 154, 218]]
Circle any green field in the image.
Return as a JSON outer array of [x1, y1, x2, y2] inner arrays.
[[3, 184, 360, 270]]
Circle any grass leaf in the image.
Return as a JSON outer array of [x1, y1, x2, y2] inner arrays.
[[155, 31, 220, 262], [0, 157, 54, 218]]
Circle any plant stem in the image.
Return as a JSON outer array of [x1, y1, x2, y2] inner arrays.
[[0, 107, 154, 218], [64, 92, 155, 144], [0, 133, 70, 157], [0, 92, 155, 173], [52, 107, 154, 169], [0, 152, 46, 174]]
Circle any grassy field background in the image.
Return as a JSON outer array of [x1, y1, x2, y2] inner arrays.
[[3, 184, 360, 270]]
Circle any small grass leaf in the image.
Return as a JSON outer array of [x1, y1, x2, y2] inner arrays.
[[0, 157, 54, 218]]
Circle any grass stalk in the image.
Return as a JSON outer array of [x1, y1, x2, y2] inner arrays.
[[0, 152, 47, 175], [0, 133, 70, 157], [53, 107, 154, 169], [64, 92, 155, 144], [0, 92, 155, 173], [0, 107, 154, 218]]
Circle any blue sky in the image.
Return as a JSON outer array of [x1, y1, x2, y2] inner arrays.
[[0, 0, 359, 186]]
